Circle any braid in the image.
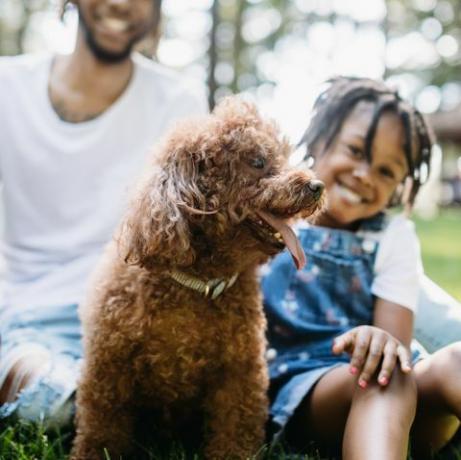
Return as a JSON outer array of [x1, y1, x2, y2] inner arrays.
[[300, 76, 435, 207], [407, 110, 433, 205]]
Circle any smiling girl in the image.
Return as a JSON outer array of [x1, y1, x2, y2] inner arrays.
[[263, 77, 461, 459]]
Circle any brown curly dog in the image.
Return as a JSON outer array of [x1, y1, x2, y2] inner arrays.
[[70, 97, 324, 460]]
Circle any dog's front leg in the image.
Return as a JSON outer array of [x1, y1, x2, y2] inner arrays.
[[203, 352, 269, 460], [71, 352, 137, 459]]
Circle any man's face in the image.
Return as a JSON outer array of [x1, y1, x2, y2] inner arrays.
[[73, 0, 159, 63]]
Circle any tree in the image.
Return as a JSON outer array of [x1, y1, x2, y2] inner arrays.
[[0, 0, 49, 55]]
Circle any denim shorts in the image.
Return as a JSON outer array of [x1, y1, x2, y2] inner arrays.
[[0, 303, 82, 428]]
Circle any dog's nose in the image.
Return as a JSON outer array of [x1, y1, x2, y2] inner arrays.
[[307, 179, 324, 199]]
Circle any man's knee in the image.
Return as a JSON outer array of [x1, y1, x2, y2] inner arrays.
[[0, 351, 75, 429], [0, 352, 50, 405]]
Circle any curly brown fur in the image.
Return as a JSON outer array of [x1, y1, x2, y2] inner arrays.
[[71, 97, 323, 460]]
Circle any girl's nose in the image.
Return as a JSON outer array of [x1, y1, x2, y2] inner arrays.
[[352, 164, 373, 186]]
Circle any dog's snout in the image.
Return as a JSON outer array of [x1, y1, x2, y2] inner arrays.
[[307, 179, 324, 199]]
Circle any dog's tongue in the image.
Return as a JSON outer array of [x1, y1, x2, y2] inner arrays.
[[257, 211, 306, 270]]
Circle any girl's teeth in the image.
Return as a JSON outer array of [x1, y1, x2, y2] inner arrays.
[[336, 184, 362, 204]]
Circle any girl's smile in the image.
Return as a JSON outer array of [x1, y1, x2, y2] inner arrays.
[[333, 181, 370, 205]]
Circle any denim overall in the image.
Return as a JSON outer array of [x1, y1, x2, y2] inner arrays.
[[262, 213, 397, 439]]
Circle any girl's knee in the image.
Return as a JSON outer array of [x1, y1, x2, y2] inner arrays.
[[443, 342, 461, 366], [423, 342, 461, 382], [352, 370, 417, 416]]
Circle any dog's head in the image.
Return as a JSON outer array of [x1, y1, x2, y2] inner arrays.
[[121, 97, 323, 271]]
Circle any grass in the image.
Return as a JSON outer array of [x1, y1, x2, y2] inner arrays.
[[0, 421, 459, 459], [0, 421, 323, 460], [0, 422, 71, 460], [414, 208, 461, 301], [0, 208, 459, 459]]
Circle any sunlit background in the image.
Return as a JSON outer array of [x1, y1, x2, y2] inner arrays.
[[2, 0, 461, 138], [0, 0, 460, 297]]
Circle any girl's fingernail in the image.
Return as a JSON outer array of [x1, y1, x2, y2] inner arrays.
[[358, 379, 367, 389], [349, 366, 358, 375], [379, 376, 388, 385]]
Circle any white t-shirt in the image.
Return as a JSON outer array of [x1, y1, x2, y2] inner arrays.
[[0, 53, 208, 310], [358, 213, 423, 313]]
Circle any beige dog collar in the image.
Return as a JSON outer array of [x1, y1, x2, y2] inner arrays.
[[168, 270, 239, 300]]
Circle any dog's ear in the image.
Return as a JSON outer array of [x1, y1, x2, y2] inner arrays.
[[120, 140, 207, 268]]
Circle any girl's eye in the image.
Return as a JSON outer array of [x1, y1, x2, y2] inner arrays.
[[249, 156, 266, 169], [347, 145, 364, 159], [379, 167, 396, 180]]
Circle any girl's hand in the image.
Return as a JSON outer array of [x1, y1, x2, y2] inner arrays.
[[332, 325, 412, 389]]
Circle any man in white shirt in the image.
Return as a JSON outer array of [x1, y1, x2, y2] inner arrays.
[[0, 0, 207, 427]]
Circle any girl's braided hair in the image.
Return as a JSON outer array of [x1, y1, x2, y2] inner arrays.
[[299, 76, 434, 206]]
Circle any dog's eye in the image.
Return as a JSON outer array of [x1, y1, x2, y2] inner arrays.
[[249, 156, 266, 170]]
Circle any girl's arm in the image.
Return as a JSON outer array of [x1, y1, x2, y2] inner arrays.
[[373, 297, 414, 348], [333, 216, 421, 387]]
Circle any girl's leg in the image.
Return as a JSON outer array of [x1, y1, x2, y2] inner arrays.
[[343, 369, 416, 460], [412, 342, 461, 458], [288, 364, 417, 460]]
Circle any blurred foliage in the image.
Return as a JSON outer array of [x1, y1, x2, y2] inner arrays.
[[386, 0, 461, 112], [1, 0, 461, 112], [207, 0, 385, 106], [0, 0, 49, 55]]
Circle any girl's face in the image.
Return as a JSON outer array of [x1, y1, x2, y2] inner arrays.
[[313, 100, 408, 229]]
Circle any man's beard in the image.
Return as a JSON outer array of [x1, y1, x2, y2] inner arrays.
[[78, 7, 147, 64]]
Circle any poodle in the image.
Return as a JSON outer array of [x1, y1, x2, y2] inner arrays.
[[70, 97, 324, 460]]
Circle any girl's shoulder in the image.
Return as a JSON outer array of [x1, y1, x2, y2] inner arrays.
[[381, 212, 418, 244], [371, 213, 422, 312], [358, 212, 417, 244]]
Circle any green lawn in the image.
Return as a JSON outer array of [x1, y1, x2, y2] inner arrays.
[[0, 420, 459, 459], [415, 208, 461, 301]]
